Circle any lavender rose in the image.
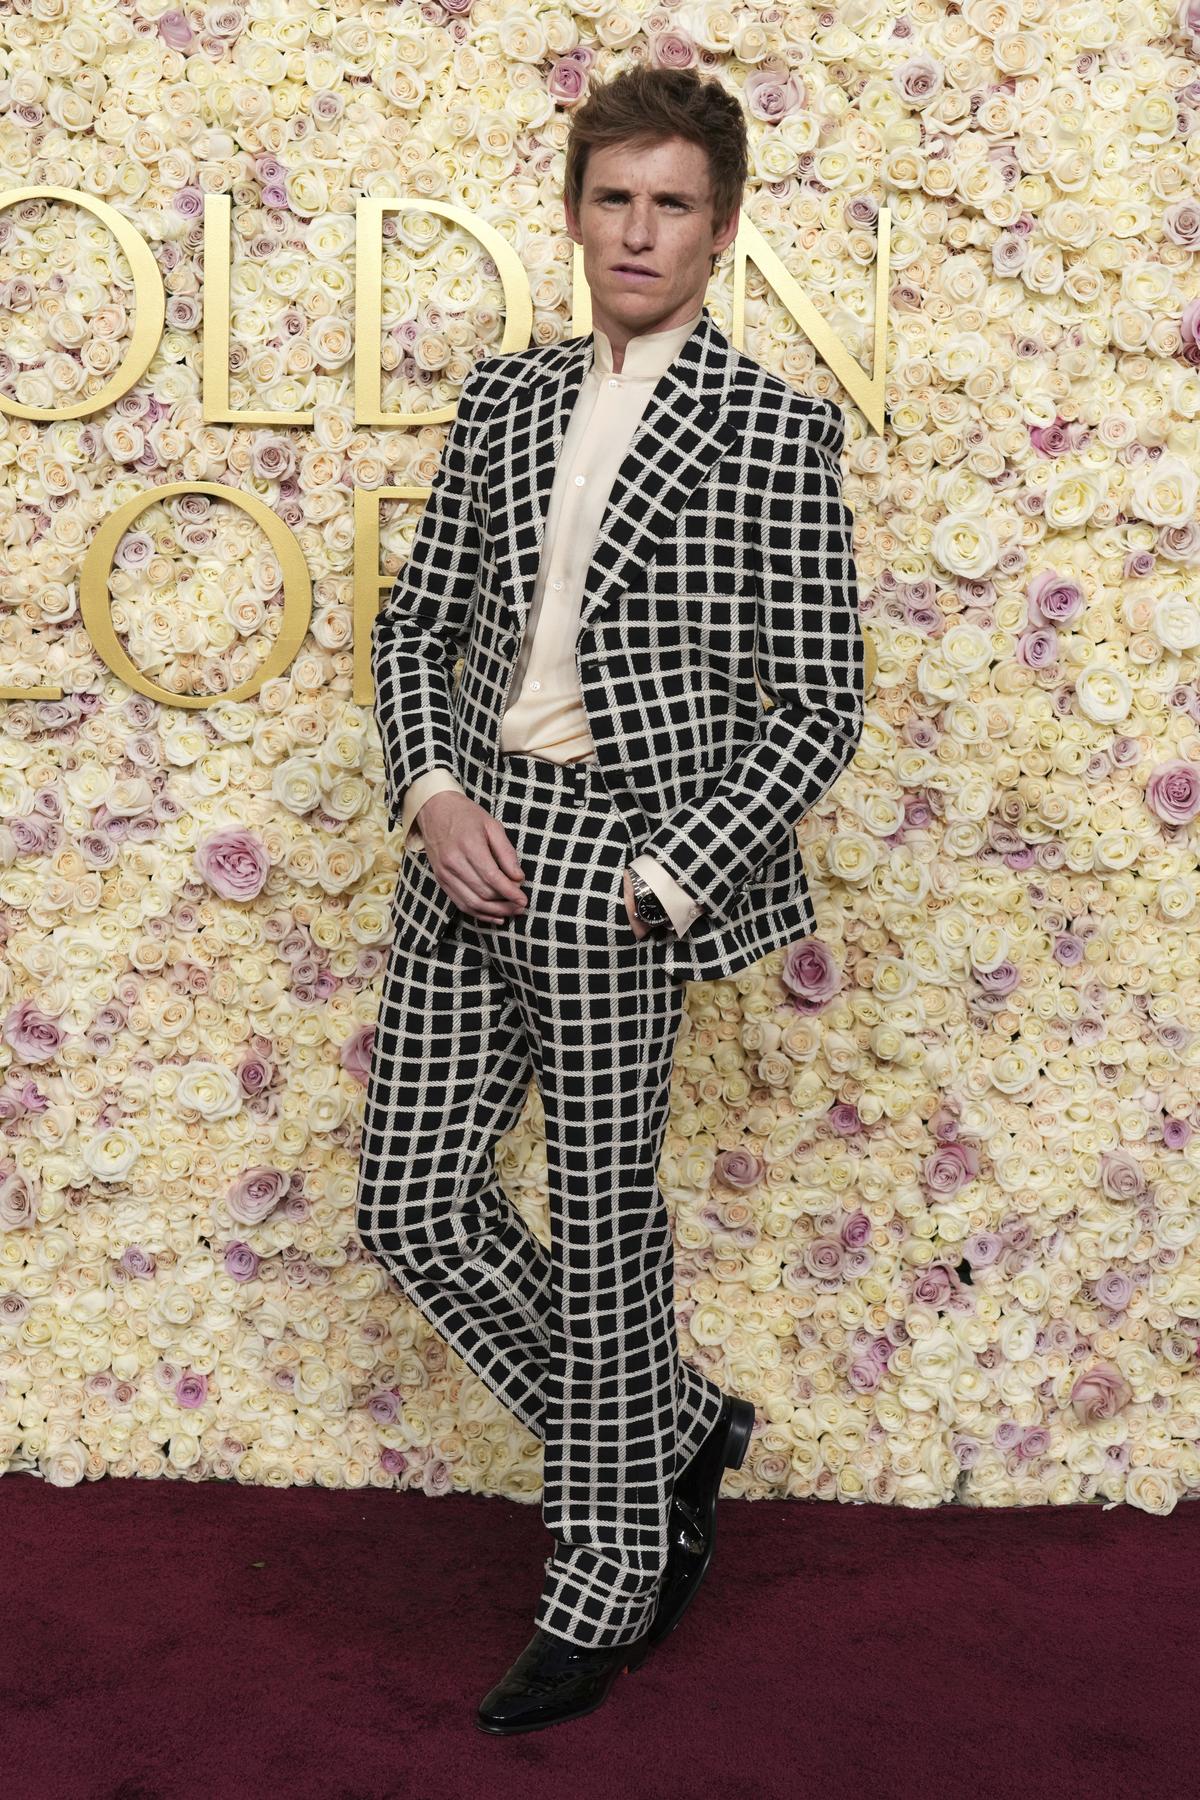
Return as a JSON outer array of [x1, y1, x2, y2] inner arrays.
[[157, 9, 194, 48], [340, 1025, 375, 1085], [1145, 759, 1200, 825], [1071, 1364, 1133, 1424], [3, 999, 65, 1063], [922, 1139, 980, 1198], [714, 1148, 764, 1190], [195, 828, 271, 900], [227, 1166, 289, 1225], [781, 937, 841, 1009], [224, 1241, 261, 1281]]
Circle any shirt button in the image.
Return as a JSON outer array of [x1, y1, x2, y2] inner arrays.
[[552, 578, 563, 589], [574, 474, 585, 485], [528, 680, 541, 691], [608, 378, 618, 388]]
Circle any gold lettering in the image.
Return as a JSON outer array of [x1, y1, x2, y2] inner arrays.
[[726, 212, 890, 434], [353, 198, 532, 426], [80, 481, 311, 706], [202, 195, 314, 426], [0, 186, 164, 423], [352, 485, 431, 706], [1, 194, 886, 704]]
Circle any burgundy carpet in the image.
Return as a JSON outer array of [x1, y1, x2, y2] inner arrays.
[[0, 1470, 1191, 1799]]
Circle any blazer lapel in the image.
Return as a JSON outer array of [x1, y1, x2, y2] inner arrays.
[[483, 306, 738, 641]]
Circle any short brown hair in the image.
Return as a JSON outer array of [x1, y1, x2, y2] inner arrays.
[[564, 66, 748, 252]]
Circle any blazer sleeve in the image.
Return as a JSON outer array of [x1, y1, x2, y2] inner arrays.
[[636, 398, 864, 925], [371, 364, 488, 831]]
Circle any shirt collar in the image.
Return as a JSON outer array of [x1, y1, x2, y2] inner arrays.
[[591, 305, 705, 380]]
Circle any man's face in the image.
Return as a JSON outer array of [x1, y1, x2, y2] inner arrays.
[[564, 134, 739, 347]]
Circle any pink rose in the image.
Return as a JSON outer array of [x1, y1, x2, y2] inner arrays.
[[1181, 295, 1200, 351], [1145, 759, 1200, 825], [1095, 1270, 1133, 1310], [422, 1455, 454, 1496], [840, 1209, 871, 1248], [238, 1054, 272, 1097], [1027, 569, 1084, 626], [195, 828, 270, 900], [224, 1242, 261, 1281], [713, 1148, 764, 1190], [0, 1173, 37, 1232], [1164, 196, 1200, 249], [157, 9, 194, 49], [547, 56, 588, 103], [649, 33, 697, 69], [781, 937, 841, 1008], [340, 1026, 374, 1084], [964, 1231, 1007, 1274], [1098, 1148, 1147, 1204], [176, 1372, 209, 1409], [3, 999, 64, 1063], [922, 1140, 979, 1198], [1071, 1364, 1132, 1424], [227, 1165, 289, 1225], [973, 960, 1020, 996], [743, 64, 805, 123], [911, 1263, 957, 1307], [804, 1235, 846, 1278], [894, 54, 943, 106]]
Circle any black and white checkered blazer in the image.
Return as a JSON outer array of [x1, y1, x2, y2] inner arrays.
[[371, 304, 864, 983]]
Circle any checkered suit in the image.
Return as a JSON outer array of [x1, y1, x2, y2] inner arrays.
[[359, 305, 863, 1647], [371, 304, 864, 983]]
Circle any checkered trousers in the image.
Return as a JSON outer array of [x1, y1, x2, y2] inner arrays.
[[355, 753, 728, 1647]]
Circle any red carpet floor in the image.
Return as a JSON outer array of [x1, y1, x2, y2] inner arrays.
[[0, 1470, 1192, 1800]]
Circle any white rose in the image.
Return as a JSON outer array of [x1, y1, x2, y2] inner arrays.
[[1130, 453, 1199, 527], [1124, 1466, 1180, 1515], [1152, 591, 1200, 651], [174, 1063, 243, 1121], [931, 512, 1000, 579], [1043, 465, 1109, 530], [1075, 661, 1132, 724], [83, 1127, 142, 1182]]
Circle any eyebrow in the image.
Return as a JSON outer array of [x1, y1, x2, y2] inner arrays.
[[590, 186, 698, 203]]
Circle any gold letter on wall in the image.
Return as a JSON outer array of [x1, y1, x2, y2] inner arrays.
[[0, 186, 164, 423], [80, 482, 312, 707]]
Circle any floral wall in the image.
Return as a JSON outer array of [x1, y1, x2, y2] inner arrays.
[[1, 0, 1199, 1515]]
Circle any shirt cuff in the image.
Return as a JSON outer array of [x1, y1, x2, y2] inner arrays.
[[402, 768, 464, 849], [629, 853, 704, 937]]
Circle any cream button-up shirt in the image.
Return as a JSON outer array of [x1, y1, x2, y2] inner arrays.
[[399, 305, 707, 936]]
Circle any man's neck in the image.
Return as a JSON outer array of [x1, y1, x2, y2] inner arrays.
[[593, 301, 705, 378], [595, 299, 706, 374]]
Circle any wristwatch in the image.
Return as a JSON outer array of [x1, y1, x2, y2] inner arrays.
[[628, 867, 671, 931]]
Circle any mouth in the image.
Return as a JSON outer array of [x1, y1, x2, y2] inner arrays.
[[612, 265, 659, 280]]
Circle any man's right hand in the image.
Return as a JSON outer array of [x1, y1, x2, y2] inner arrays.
[[412, 790, 528, 923]]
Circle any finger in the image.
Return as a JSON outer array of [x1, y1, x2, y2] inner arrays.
[[440, 860, 527, 912], [486, 819, 526, 883]]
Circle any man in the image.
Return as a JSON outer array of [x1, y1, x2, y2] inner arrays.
[[358, 65, 863, 1734]]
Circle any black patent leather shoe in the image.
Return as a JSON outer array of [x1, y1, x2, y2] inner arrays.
[[474, 1623, 653, 1735], [627, 1391, 756, 1662]]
